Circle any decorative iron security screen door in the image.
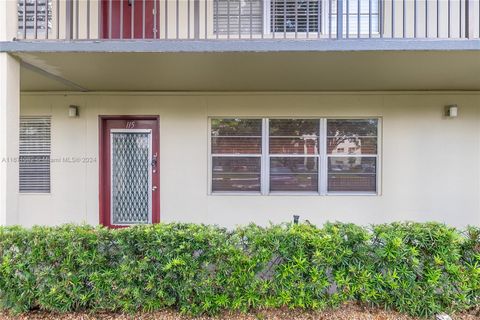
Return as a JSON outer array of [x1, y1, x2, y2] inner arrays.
[[100, 117, 160, 227], [110, 129, 152, 225]]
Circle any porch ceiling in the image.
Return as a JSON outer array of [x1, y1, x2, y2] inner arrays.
[[17, 50, 480, 92]]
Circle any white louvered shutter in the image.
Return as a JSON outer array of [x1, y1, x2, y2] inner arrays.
[[214, 0, 264, 35], [271, 0, 321, 33], [19, 116, 51, 193], [17, 0, 52, 35]]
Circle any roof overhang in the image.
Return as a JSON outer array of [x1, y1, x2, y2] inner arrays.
[[2, 39, 479, 92], [2, 39, 480, 53]]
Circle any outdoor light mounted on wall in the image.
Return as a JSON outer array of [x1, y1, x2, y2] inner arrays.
[[68, 105, 79, 118], [445, 105, 458, 118]]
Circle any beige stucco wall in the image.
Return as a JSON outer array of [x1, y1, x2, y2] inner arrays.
[[18, 92, 480, 228]]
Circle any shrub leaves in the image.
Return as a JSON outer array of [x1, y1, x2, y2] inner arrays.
[[0, 222, 478, 316]]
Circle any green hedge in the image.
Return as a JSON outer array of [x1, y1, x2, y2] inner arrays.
[[0, 222, 478, 316]]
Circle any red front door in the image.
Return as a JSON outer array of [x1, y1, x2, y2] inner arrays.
[[99, 116, 160, 227], [102, 0, 157, 39]]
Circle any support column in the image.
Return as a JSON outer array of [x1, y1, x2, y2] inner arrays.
[[0, 0, 20, 226], [0, 54, 20, 226]]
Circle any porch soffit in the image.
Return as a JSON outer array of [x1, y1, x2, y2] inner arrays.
[[11, 50, 480, 92]]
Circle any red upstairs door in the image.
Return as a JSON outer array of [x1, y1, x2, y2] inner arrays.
[[99, 116, 160, 228], [102, 0, 157, 39]]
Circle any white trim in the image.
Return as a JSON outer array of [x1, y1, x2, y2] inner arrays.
[[207, 118, 212, 195], [376, 117, 383, 196], [269, 191, 321, 196], [268, 154, 319, 157], [323, 0, 330, 35], [110, 129, 152, 133], [319, 118, 327, 195], [263, 0, 271, 36], [325, 191, 378, 196], [212, 153, 263, 157], [210, 191, 262, 196], [326, 154, 378, 157], [261, 118, 269, 195]]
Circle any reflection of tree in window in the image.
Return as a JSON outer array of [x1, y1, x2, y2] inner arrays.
[[327, 119, 378, 193], [211, 119, 262, 192]]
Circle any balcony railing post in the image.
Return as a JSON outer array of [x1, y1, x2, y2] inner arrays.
[[194, 0, 200, 39], [65, 0, 73, 39], [336, 0, 343, 39], [465, 0, 472, 38]]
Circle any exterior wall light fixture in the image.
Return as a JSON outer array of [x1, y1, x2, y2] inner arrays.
[[69, 105, 79, 118], [445, 105, 458, 118]]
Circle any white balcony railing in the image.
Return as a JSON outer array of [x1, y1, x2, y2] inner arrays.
[[16, 0, 480, 40]]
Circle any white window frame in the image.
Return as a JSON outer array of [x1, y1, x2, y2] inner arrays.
[[208, 117, 381, 196], [324, 118, 382, 196], [326, 0, 381, 37], [208, 117, 265, 196]]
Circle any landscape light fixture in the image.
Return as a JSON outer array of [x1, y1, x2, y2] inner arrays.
[[293, 215, 300, 225]]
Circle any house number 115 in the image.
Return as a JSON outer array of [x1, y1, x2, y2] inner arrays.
[[126, 121, 135, 129]]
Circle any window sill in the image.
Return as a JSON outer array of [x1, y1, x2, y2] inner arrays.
[[18, 193, 52, 196], [209, 191, 380, 196], [210, 192, 263, 196], [326, 192, 378, 196], [268, 191, 320, 196]]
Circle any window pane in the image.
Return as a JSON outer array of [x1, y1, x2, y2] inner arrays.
[[269, 119, 319, 154], [270, 119, 319, 136], [328, 174, 376, 192], [212, 118, 262, 136], [212, 137, 262, 154], [327, 119, 378, 137], [270, 137, 319, 154], [327, 137, 377, 154], [212, 157, 261, 192], [270, 157, 318, 192], [211, 118, 262, 154], [328, 157, 376, 192], [328, 156, 376, 174]]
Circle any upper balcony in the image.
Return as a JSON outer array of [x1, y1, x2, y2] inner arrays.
[[9, 0, 480, 44], [2, 0, 480, 92]]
